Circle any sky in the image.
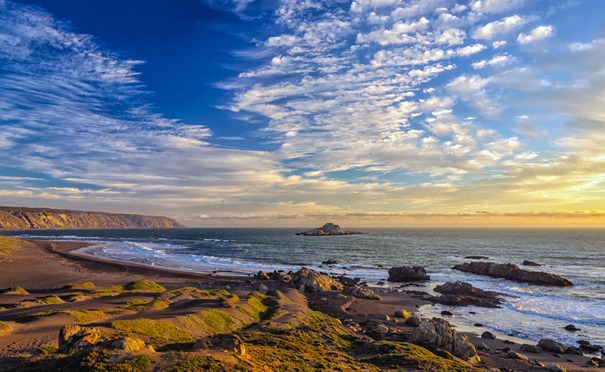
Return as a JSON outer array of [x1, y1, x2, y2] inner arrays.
[[0, 0, 604, 227]]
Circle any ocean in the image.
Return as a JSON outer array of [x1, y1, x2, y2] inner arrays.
[[4, 227, 604, 348]]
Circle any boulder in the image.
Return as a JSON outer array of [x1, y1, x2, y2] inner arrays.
[[387, 266, 430, 282], [404, 315, 422, 327], [375, 324, 389, 335], [509, 351, 529, 360], [210, 333, 246, 356], [344, 285, 382, 300], [412, 318, 480, 364], [452, 262, 573, 286], [394, 310, 410, 319], [464, 256, 489, 260], [430, 281, 505, 308], [520, 344, 542, 353], [59, 325, 104, 352], [255, 271, 270, 280], [296, 223, 363, 236], [477, 342, 490, 351], [481, 331, 496, 340], [538, 339, 567, 354], [337, 276, 360, 287], [564, 324, 579, 332], [322, 259, 338, 264], [522, 260, 544, 267], [291, 268, 343, 292], [111, 336, 147, 352]]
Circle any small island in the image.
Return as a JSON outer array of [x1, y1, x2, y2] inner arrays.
[[296, 223, 364, 236]]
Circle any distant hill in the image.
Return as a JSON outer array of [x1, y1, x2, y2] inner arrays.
[[0, 206, 184, 230]]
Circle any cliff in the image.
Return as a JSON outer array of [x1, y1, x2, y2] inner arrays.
[[0, 207, 184, 230]]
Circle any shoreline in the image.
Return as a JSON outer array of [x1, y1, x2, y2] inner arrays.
[[0, 237, 600, 370]]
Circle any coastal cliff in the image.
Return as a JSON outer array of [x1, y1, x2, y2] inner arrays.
[[0, 207, 183, 230]]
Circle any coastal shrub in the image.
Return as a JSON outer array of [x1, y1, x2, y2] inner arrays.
[[238, 294, 269, 322], [17, 309, 110, 323], [1, 286, 29, 294], [89, 285, 124, 298], [159, 287, 211, 301], [170, 356, 226, 372], [110, 318, 193, 344], [220, 293, 239, 308], [34, 295, 63, 305], [61, 281, 95, 290], [123, 299, 170, 311], [0, 235, 22, 255], [37, 345, 57, 355], [0, 321, 12, 336], [123, 280, 166, 292]]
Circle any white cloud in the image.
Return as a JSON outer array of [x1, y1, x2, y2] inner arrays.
[[473, 15, 527, 39], [492, 40, 507, 49], [472, 54, 510, 69], [457, 43, 485, 56], [517, 25, 554, 44], [470, 0, 527, 14], [568, 39, 604, 52], [447, 75, 490, 93]]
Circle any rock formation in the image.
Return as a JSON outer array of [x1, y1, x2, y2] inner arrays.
[[291, 268, 344, 292], [452, 261, 573, 286], [429, 281, 505, 308], [387, 266, 430, 282], [0, 206, 183, 230], [296, 223, 363, 236], [411, 317, 480, 364]]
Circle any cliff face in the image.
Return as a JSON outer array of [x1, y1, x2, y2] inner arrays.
[[0, 207, 184, 230]]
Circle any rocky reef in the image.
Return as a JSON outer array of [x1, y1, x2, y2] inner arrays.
[[452, 261, 573, 286], [0, 206, 183, 230], [296, 223, 364, 236]]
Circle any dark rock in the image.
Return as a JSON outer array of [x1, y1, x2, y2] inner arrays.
[[509, 351, 529, 360], [440, 310, 453, 316], [477, 342, 490, 351], [588, 357, 605, 367], [564, 324, 579, 331], [502, 347, 513, 353], [322, 259, 338, 264], [404, 315, 422, 327], [376, 281, 385, 286], [538, 339, 567, 354], [520, 344, 542, 353], [566, 346, 583, 355], [344, 285, 382, 300], [337, 276, 359, 287], [464, 256, 490, 259], [481, 331, 496, 340], [255, 271, 270, 280], [296, 223, 364, 236], [522, 260, 544, 266], [452, 261, 573, 286], [387, 266, 430, 282], [503, 340, 516, 344], [210, 333, 246, 356], [430, 281, 505, 308], [474, 323, 483, 327], [578, 341, 603, 353]]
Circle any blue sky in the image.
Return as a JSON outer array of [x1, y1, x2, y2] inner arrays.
[[1, 0, 604, 227]]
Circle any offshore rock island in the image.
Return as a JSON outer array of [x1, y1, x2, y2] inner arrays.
[[0, 206, 183, 230], [296, 222, 364, 236]]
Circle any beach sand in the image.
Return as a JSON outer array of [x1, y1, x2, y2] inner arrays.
[[0, 237, 599, 371]]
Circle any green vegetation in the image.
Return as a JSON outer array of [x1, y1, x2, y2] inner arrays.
[[1, 286, 29, 294], [220, 293, 239, 308], [111, 318, 194, 344], [237, 293, 269, 322], [37, 345, 57, 355], [170, 357, 226, 372], [18, 309, 110, 323], [89, 285, 124, 298], [123, 299, 170, 311], [123, 280, 166, 292], [0, 321, 12, 336], [61, 281, 95, 290], [35, 295, 63, 305], [0, 235, 22, 255]]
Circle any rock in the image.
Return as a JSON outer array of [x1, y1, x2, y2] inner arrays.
[[111, 337, 146, 352], [291, 268, 344, 292], [520, 344, 542, 353], [452, 262, 573, 286], [477, 342, 490, 351], [502, 347, 513, 353], [259, 284, 268, 292], [322, 259, 337, 264], [337, 276, 360, 287], [336, 293, 347, 299], [546, 364, 567, 372], [430, 281, 505, 308], [193, 339, 209, 349], [375, 324, 389, 335], [58, 325, 104, 352], [441, 310, 453, 316], [509, 351, 529, 360], [210, 333, 246, 356], [387, 266, 430, 282], [344, 285, 382, 300], [522, 260, 544, 266], [404, 315, 422, 327], [255, 271, 270, 280], [464, 256, 489, 259], [481, 331, 496, 340], [538, 339, 567, 354], [296, 223, 363, 236], [566, 346, 583, 355], [578, 341, 602, 353], [394, 310, 410, 319], [588, 357, 605, 367], [411, 318, 480, 364], [530, 359, 545, 367], [564, 324, 579, 331]]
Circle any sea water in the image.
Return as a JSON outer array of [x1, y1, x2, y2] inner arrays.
[[5, 227, 604, 347]]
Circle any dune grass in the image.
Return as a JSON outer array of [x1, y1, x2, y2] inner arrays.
[[61, 281, 95, 290], [110, 318, 194, 344], [1, 286, 29, 294], [0, 321, 12, 336]]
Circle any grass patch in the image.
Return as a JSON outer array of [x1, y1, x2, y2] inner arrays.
[[61, 281, 95, 290], [89, 285, 124, 298], [1, 286, 29, 294], [35, 295, 63, 305], [18, 309, 110, 323], [159, 287, 212, 301], [170, 356, 226, 372], [0, 236, 22, 255], [0, 321, 12, 336], [237, 293, 269, 322], [37, 345, 57, 355], [123, 299, 170, 311], [110, 318, 193, 344], [220, 294, 239, 308], [123, 280, 166, 292]]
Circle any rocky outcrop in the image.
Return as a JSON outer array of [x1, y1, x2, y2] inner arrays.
[[452, 261, 572, 286], [291, 268, 344, 292], [429, 281, 505, 308], [538, 339, 567, 354], [59, 325, 105, 352], [0, 206, 183, 230], [296, 223, 363, 236], [344, 285, 382, 300], [387, 266, 430, 282], [411, 317, 480, 364]]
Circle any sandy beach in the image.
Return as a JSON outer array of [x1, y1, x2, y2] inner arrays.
[[0, 236, 600, 371]]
